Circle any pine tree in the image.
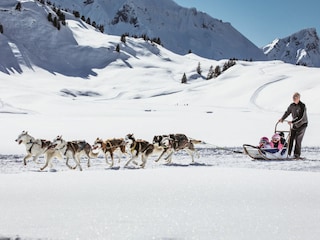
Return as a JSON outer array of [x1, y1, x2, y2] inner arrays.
[[223, 62, 228, 72], [181, 73, 187, 84], [58, 11, 66, 25], [57, 21, 61, 30], [47, 13, 53, 22], [15, 2, 22, 11], [214, 65, 221, 78], [121, 34, 126, 43], [207, 65, 214, 80], [98, 25, 104, 33], [56, 8, 62, 17], [52, 16, 61, 30], [53, 16, 58, 28], [196, 62, 202, 75], [73, 11, 80, 18], [116, 44, 120, 52], [156, 37, 161, 45]]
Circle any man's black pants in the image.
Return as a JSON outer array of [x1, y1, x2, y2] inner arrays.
[[288, 124, 307, 157]]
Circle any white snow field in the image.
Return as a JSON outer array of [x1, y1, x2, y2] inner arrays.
[[0, 167, 320, 240], [1, 59, 320, 240]]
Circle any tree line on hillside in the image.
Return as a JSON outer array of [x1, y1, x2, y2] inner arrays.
[[119, 33, 162, 45], [114, 33, 162, 53], [40, 0, 162, 43], [31, 0, 104, 32], [72, 11, 105, 33], [181, 59, 237, 84], [47, 6, 66, 30]]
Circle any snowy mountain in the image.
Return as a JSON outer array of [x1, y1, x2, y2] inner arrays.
[[0, 0, 266, 76], [263, 28, 320, 67], [0, 0, 121, 77], [50, 0, 267, 60]]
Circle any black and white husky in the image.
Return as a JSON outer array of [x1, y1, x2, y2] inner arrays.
[[15, 131, 63, 171], [124, 134, 154, 168], [50, 136, 98, 171], [153, 133, 201, 163]]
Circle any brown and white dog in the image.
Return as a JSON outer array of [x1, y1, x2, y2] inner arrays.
[[50, 136, 98, 171], [153, 133, 201, 164], [92, 137, 127, 167], [15, 131, 63, 171], [124, 133, 154, 168]]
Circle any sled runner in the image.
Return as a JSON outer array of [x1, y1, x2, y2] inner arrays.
[[243, 121, 292, 160]]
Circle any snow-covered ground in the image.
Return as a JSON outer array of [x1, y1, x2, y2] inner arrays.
[[1, 165, 320, 240], [1, 3, 320, 239], [1, 61, 320, 240]]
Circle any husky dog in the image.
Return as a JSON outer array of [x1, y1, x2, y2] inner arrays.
[[92, 137, 127, 167], [15, 131, 63, 170], [124, 134, 154, 168], [153, 133, 201, 163], [50, 136, 98, 171]]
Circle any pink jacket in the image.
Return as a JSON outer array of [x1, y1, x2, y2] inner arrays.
[[270, 141, 283, 149]]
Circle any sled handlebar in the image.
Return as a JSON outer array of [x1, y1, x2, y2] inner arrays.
[[274, 120, 291, 133]]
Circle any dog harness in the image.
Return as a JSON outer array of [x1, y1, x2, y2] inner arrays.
[[27, 140, 35, 153]]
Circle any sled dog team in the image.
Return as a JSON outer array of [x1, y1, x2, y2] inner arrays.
[[15, 131, 202, 171]]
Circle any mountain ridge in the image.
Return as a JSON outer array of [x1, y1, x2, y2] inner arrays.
[[47, 0, 266, 61], [263, 28, 320, 67]]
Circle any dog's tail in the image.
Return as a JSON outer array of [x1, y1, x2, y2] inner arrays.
[[189, 138, 204, 144], [89, 150, 99, 158]]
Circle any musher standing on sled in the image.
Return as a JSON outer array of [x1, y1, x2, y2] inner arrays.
[[278, 92, 308, 159]]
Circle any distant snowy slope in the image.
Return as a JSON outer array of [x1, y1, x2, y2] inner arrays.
[[263, 28, 320, 67], [0, 0, 259, 78], [0, 0, 121, 77], [48, 0, 266, 60]]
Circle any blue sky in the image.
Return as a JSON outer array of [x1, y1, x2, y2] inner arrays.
[[174, 0, 320, 47]]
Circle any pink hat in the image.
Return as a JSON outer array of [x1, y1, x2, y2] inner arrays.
[[259, 137, 269, 143], [272, 134, 280, 141]]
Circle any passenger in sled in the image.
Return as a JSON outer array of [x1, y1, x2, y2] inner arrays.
[[259, 134, 287, 155], [258, 136, 271, 148], [270, 133, 283, 149]]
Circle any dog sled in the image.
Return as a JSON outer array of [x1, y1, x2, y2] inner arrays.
[[243, 121, 292, 160]]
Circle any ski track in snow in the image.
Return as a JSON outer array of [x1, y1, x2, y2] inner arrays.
[[1, 147, 320, 174], [250, 75, 288, 110]]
